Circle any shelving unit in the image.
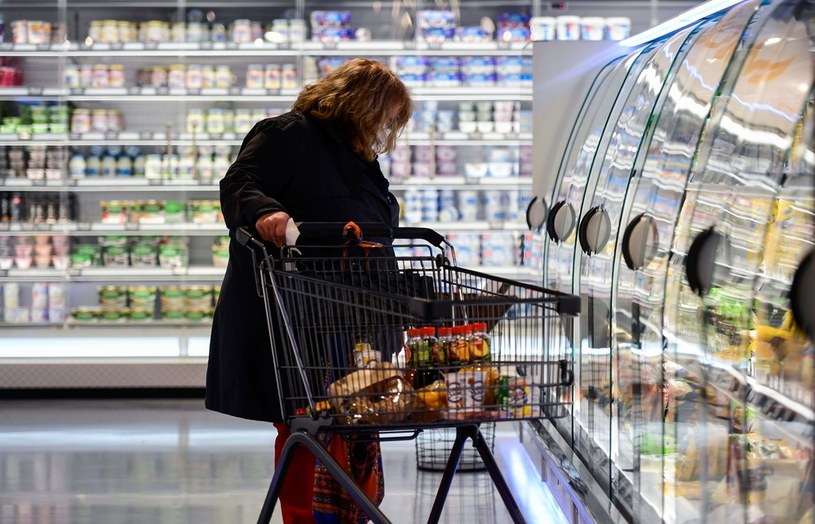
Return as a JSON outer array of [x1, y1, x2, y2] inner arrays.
[[0, 1, 691, 389]]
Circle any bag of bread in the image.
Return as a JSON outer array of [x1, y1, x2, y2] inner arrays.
[[327, 362, 416, 425]]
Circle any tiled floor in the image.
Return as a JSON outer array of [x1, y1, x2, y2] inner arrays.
[[0, 399, 567, 524]]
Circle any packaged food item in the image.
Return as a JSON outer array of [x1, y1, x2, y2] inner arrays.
[[71, 306, 99, 323], [158, 238, 188, 268], [445, 368, 486, 420], [353, 340, 381, 368], [98, 285, 127, 309], [160, 286, 184, 311], [412, 379, 447, 422], [327, 362, 416, 425], [128, 286, 157, 311], [183, 285, 212, 310]]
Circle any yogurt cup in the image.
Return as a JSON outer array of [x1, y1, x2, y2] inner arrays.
[[529, 16, 556, 41], [556, 16, 581, 41], [581, 17, 606, 40], [606, 17, 631, 41]]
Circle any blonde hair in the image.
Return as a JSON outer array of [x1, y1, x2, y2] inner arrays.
[[292, 58, 413, 162]]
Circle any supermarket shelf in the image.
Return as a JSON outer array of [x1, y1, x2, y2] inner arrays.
[[0, 220, 534, 235], [0, 266, 226, 282], [0, 131, 532, 148], [0, 321, 213, 333], [1, 176, 533, 192], [0, 264, 541, 283], [0, 85, 531, 102], [0, 40, 531, 58], [0, 222, 227, 236]]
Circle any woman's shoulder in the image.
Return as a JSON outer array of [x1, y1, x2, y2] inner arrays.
[[253, 111, 308, 135]]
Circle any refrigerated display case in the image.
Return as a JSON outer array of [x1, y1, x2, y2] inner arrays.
[[528, 0, 815, 522]]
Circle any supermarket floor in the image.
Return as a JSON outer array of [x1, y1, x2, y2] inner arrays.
[[0, 399, 567, 524]]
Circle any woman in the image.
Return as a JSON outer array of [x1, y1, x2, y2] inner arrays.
[[206, 58, 413, 523]]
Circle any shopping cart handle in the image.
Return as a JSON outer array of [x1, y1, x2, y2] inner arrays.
[[235, 226, 256, 247], [392, 227, 446, 248]]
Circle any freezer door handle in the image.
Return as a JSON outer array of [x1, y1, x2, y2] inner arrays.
[[546, 200, 576, 244], [790, 247, 815, 340], [621, 213, 659, 271], [685, 226, 722, 296], [526, 195, 548, 232], [578, 206, 611, 256]]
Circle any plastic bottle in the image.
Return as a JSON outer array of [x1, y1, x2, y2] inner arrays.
[[470, 322, 491, 363], [436, 327, 452, 367], [405, 328, 421, 368], [447, 325, 469, 368], [414, 327, 443, 389]]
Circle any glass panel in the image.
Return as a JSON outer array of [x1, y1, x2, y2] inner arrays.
[[543, 49, 655, 457], [573, 26, 697, 508], [609, 3, 763, 522], [665, 1, 815, 522]]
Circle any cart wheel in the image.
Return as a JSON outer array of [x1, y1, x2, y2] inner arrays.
[[559, 360, 574, 386]]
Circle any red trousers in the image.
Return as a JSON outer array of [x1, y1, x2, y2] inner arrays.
[[273, 422, 316, 524]]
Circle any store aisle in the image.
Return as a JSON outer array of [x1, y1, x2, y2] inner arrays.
[[0, 400, 565, 524]]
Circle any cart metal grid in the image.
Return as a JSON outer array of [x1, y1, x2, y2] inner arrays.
[[238, 223, 579, 524]]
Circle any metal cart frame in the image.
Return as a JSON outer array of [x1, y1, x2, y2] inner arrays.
[[237, 224, 579, 524]]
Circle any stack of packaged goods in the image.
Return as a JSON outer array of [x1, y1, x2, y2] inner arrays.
[[324, 322, 539, 424], [1, 282, 65, 323]]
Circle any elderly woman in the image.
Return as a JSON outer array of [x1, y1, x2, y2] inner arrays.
[[206, 58, 413, 523]]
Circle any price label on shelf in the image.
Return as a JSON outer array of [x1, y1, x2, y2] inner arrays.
[[34, 223, 51, 231], [0, 223, 9, 232], [27, 88, 43, 96], [77, 223, 91, 231], [199, 42, 213, 50], [186, 89, 201, 96], [124, 223, 140, 231], [109, 43, 123, 51], [140, 132, 153, 140], [70, 88, 83, 96]]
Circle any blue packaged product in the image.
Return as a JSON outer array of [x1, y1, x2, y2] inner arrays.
[[312, 28, 354, 42], [418, 10, 456, 29], [463, 73, 496, 87], [496, 27, 531, 42], [455, 26, 492, 43], [428, 72, 461, 87], [397, 73, 426, 87], [420, 27, 455, 43], [461, 57, 496, 74], [497, 13, 530, 28], [429, 56, 460, 72], [310, 11, 351, 29]]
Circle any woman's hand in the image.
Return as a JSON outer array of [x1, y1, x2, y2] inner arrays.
[[255, 211, 291, 247]]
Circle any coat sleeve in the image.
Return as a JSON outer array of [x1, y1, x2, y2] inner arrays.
[[219, 125, 298, 230]]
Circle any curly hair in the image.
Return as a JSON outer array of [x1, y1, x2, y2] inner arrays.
[[292, 58, 413, 162]]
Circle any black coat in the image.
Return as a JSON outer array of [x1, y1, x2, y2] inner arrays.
[[206, 111, 400, 423]]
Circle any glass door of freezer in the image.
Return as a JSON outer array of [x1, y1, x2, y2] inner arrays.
[[571, 26, 700, 511], [543, 49, 655, 456], [609, 3, 764, 522], [664, 0, 815, 522]]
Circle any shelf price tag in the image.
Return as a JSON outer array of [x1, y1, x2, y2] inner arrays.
[[77, 223, 91, 231], [109, 43, 124, 51], [27, 87, 43, 96], [34, 223, 50, 231], [0, 223, 9, 232], [186, 89, 201, 96], [199, 42, 213, 50], [124, 223, 140, 231]]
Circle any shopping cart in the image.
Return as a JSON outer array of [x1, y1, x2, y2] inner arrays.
[[237, 222, 579, 524]]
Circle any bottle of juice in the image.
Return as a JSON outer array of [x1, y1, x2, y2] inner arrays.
[[405, 328, 421, 368], [429, 326, 447, 366], [470, 322, 491, 363], [448, 325, 469, 368], [436, 327, 452, 367]]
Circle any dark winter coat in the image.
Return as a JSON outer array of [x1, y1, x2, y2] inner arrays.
[[206, 111, 400, 423]]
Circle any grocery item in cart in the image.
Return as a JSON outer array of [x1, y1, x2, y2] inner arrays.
[[327, 362, 416, 424], [445, 368, 486, 420]]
